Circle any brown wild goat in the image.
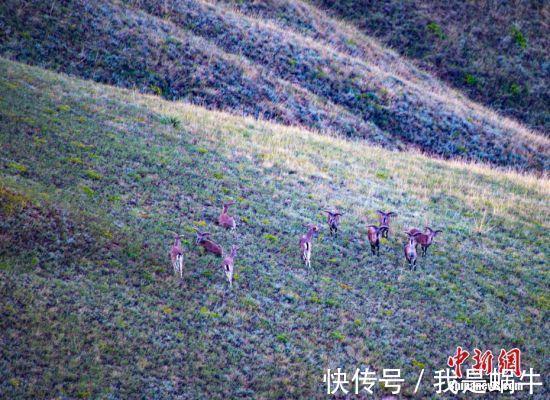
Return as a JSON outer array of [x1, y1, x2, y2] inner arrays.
[[377, 210, 397, 238], [405, 227, 422, 237], [323, 209, 343, 236], [366, 225, 389, 256], [299, 224, 319, 268], [404, 232, 418, 270], [196, 231, 223, 256], [412, 227, 442, 256], [218, 201, 236, 229], [221, 245, 237, 287], [170, 233, 184, 278]]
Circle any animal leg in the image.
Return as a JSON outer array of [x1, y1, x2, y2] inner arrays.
[[177, 255, 183, 279]]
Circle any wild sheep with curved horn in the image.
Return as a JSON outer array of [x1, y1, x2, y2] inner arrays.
[[323, 209, 343, 236], [377, 210, 397, 238], [366, 224, 389, 256], [196, 231, 223, 257], [169, 232, 184, 278], [299, 224, 319, 268]]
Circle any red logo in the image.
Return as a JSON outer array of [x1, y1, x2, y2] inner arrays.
[[498, 348, 521, 377], [472, 349, 494, 374], [447, 346, 470, 378]]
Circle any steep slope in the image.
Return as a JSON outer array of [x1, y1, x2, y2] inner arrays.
[[0, 0, 548, 171], [1, 59, 548, 399], [306, 0, 550, 131]]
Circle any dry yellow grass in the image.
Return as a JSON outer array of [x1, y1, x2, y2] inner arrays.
[[2, 58, 548, 399]]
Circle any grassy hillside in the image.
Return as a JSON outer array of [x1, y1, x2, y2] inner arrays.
[[1, 0, 548, 172], [1, 59, 548, 398], [306, 0, 549, 131]]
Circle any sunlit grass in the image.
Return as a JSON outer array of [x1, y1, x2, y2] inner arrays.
[[0, 58, 548, 399]]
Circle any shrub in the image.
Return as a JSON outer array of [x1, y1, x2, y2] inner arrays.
[[426, 22, 445, 39], [85, 169, 102, 180], [0, 187, 29, 216], [159, 115, 181, 128], [464, 73, 478, 86], [375, 169, 389, 180], [508, 83, 522, 96], [67, 156, 83, 165], [510, 26, 527, 49], [7, 161, 28, 174], [309, 294, 321, 304], [80, 185, 95, 197], [324, 298, 338, 307], [276, 333, 289, 343], [345, 37, 357, 47], [150, 85, 163, 96], [263, 233, 278, 243]]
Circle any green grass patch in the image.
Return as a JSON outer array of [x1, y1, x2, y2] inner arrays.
[[85, 169, 102, 180], [7, 162, 28, 174]]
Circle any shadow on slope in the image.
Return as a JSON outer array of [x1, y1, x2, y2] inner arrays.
[[0, 0, 548, 172]]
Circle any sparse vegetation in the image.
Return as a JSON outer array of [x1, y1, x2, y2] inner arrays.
[[509, 82, 523, 97], [159, 114, 181, 128], [84, 169, 102, 180], [288, 0, 548, 130], [0, 0, 547, 170], [511, 25, 527, 49], [464, 73, 478, 86], [426, 22, 445, 40], [7, 162, 27, 174], [0, 2, 548, 398]]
